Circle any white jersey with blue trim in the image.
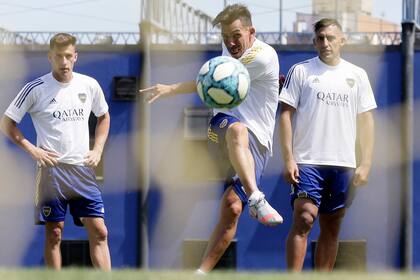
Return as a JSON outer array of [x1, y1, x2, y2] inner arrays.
[[5, 72, 109, 166], [215, 38, 280, 154], [279, 56, 377, 168]]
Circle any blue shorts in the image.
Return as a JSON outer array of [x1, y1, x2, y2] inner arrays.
[[290, 164, 355, 213], [35, 163, 105, 227], [208, 112, 269, 204]]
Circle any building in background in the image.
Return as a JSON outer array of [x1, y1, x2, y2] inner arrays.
[[294, 0, 400, 32]]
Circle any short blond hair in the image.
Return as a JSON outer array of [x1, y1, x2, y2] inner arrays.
[[212, 4, 252, 28], [49, 33, 76, 50]]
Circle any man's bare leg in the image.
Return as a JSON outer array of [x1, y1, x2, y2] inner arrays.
[[314, 208, 346, 271], [83, 217, 111, 271], [225, 122, 282, 226], [44, 221, 64, 269], [286, 199, 318, 271], [198, 187, 242, 273]]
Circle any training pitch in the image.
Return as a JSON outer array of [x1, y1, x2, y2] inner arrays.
[[0, 269, 419, 280]]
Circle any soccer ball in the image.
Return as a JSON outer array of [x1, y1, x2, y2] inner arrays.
[[196, 56, 250, 109]]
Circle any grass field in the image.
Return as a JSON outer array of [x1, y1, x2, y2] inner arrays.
[[0, 269, 419, 280]]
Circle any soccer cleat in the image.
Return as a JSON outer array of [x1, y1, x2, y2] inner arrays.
[[248, 193, 283, 226]]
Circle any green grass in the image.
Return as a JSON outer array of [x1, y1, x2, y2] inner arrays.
[[0, 269, 419, 280]]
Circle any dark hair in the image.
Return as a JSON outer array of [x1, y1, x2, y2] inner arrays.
[[314, 18, 342, 33], [49, 33, 76, 50], [212, 4, 252, 27]]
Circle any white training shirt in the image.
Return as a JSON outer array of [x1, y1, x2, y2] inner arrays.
[[216, 38, 280, 154], [279, 57, 377, 168], [5, 72, 109, 166]]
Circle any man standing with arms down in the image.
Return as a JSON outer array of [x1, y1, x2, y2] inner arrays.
[[279, 18, 376, 271], [140, 4, 283, 274], [0, 33, 111, 270]]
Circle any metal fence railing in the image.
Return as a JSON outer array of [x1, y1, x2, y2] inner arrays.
[[0, 30, 405, 46], [0, 31, 141, 46]]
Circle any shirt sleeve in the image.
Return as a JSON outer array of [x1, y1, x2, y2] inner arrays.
[[222, 42, 274, 82], [239, 45, 271, 81], [357, 69, 377, 113], [91, 80, 109, 117], [4, 81, 39, 123], [279, 63, 304, 108]]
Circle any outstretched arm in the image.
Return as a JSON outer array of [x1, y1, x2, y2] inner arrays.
[[353, 110, 375, 186], [138, 81, 196, 103], [0, 115, 59, 166], [84, 112, 110, 168], [279, 103, 299, 184]]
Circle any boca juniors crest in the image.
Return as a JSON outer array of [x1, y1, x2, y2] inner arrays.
[[42, 206, 51, 217], [78, 93, 87, 103], [346, 78, 355, 88]]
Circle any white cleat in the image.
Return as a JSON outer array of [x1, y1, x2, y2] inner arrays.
[[248, 193, 283, 226]]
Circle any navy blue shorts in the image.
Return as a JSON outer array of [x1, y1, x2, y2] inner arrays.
[[208, 112, 269, 204], [35, 163, 105, 226], [290, 164, 355, 213]]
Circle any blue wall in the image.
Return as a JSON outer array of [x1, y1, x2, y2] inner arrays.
[[0, 45, 418, 270]]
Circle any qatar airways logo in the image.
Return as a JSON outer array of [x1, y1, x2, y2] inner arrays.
[[316, 92, 349, 107], [53, 108, 85, 121]]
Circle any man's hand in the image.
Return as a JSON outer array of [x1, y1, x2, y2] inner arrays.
[[352, 164, 371, 187], [30, 147, 59, 167], [283, 158, 300, 185], [84, 149, 102, 168], [138, 84, 174, 104]]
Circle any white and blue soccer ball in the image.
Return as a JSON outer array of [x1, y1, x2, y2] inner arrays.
[[196, 56, 250, 109]]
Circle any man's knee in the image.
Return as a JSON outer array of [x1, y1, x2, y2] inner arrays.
[[221, 197, 243, 224], [93, 224, 109, 242], [46, 227, 63, 245], [84, 218, 109, 243], [226, 122, 247, 144], [293, 210, 316, 235], [227, 200, 242, 219]]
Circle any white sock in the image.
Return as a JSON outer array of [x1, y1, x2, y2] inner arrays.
[[248, 190, 263, 203], [195, 269, 207, 275]]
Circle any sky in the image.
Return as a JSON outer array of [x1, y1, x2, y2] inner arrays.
[[0, 0, 403, 33]]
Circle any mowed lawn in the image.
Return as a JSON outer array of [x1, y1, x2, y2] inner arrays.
[[0, 269, 419, 280]]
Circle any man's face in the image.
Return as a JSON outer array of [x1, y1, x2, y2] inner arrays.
[[48, 44, 77, 83], [313, 24, 344, 66], [221, 19, 255, 59]]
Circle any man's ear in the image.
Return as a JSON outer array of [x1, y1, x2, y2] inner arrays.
[[340, 36, 346, 46], [249, 26, 256, 36]]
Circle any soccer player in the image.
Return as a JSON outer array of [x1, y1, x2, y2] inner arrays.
[[0, 33, 111, 270], [279, 18, 376, 271], [139, 4, 283, 273]]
